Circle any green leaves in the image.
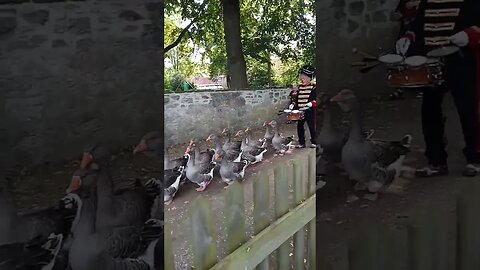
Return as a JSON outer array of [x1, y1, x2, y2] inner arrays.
[[164, 0, 315, 87]]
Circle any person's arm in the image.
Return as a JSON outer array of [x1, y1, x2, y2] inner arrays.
[[401, 0, 426, 42], [307, 86, 317, 108]]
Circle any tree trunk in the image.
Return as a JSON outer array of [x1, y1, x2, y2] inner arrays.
[[222, 0, 248, 89]]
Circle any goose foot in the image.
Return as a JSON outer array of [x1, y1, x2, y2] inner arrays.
[[346, 194, 360, 203], [196, 182, 209, 191], [354, 183, 367, 191], [363, 192, 378, 201]]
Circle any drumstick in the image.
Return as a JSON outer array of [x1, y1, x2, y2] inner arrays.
[[351, 62, 368, 67], [352, 48, 378, 60], [359, 63, 380, 73]]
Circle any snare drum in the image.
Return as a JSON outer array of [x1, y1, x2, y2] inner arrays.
[[385, 55, 443, 88], [287, 110, 304, 121]]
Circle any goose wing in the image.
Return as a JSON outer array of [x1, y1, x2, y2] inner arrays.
[[103, 219, 162, 259]]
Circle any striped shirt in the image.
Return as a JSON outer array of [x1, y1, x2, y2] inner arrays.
[[292, 84, 317, 109], [405, 0, 479, 55]]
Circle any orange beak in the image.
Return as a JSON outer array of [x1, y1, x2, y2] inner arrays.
[[221, 129, 227, 136], [262, 121, 267, 127], [235, 131, 242, 137], [330, 94, 343, 103], [66, 175, 82, 193], [206, 135, 213, 142], [80, 152, 93, 169], [185, 146, 191, 155], [133, 140, 147, 154]]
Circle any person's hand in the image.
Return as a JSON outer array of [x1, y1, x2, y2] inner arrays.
[[405, 0, 420, 9], [449, 31, 469, 47], [396, 37, 411, 55], [306, 102, 313, 108], [289, 103, 294, 110]]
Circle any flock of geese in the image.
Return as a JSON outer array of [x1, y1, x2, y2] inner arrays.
[[134, 121, 298, 205], [317, 89, 413, 200], [0, 89, 415, 269], [0, 143, 164, 270]]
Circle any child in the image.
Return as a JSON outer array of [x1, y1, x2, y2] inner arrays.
[[288, 65, 317, 148]]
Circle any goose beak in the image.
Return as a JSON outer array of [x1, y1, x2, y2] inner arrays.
[[262, 121, 267, 127], [66, 175, 82, 193], [80, 152, 94, 169], [234, 131, 241, 137], [330, 94, 342, 103], [133, 140, 147, 154], [206, 135, 212, 142], [221, 128, 227, 136], [185, 146, 191, 155]]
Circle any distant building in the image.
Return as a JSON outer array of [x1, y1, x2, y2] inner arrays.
[[190, 76, 226, 90]]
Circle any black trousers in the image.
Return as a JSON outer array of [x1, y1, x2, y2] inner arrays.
[[421, 52, 480, 165], [298, 109, 316, 145]]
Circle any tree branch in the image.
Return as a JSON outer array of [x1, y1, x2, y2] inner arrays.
[[164, 0, 209, 54], [164, 20, 196, 54]]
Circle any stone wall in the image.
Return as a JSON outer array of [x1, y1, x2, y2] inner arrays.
[[0, 0, 162, 169], [316, 0, 400, 97], [164, 89, 291, 147]]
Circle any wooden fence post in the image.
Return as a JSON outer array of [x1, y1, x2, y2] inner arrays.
[[275, 164, 291, 269], [294, 156, 307, 270], [408, 203, 450, 270], [225, 182, 247, 254], [456, 180, 480, 270], [348, 223, 396, 270], [190, 196, 218, 269], [254, 172, 272, 270]]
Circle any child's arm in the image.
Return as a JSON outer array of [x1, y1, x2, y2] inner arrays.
[[306, 86, 317, 108]]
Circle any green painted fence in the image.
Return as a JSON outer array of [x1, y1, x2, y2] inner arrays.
[[165, 149, 316, 270]]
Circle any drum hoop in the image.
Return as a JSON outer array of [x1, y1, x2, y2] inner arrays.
[[404, 56, 428, 67], [426, 46, 459, 57], [379, 54, 404, 64]]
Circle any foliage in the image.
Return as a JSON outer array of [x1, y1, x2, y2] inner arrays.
[[164, 0, 315, 89]]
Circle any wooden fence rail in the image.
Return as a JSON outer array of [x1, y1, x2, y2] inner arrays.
[[165, 149, 317, 270]]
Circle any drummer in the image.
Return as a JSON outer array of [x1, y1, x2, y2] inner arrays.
[[390, 0, 422, 100], [288, 65, 317, 148], [395, 0, 480, 177]]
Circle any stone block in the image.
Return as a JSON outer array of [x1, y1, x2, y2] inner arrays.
[[22, 10, 49, 25], [347, 19, 360, 33], [68, 17, 91, 34], [30, 34, 47, 46], [119, 10, 144, 21], [76, 38, 93, 50], [349, 1, 365, 15], [52, 39, 68, 48], [0, 17, 17, 35], [372, 10, 387, 23], [123, 25, 138, 32], [0, 9, 16, 14]]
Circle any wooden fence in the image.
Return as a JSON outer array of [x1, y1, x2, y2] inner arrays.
[[165, 149, 317, 270], [318, 179, 480, 270]]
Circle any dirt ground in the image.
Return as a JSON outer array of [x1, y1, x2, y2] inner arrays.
[[2, 88, 477, 270]]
